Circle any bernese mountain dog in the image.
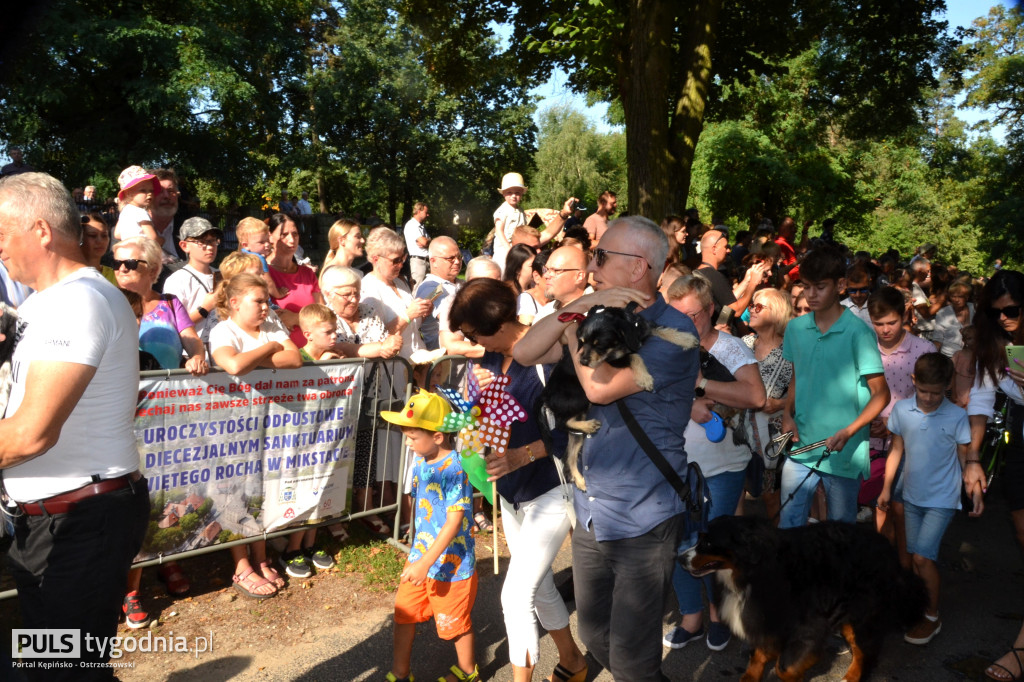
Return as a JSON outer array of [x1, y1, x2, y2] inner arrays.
[[680, 515, 928, 682]]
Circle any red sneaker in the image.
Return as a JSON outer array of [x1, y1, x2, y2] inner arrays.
[[123, 591, 151, 629]]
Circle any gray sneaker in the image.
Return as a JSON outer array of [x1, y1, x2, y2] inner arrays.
[[307, 548, 335, 570], [281, 552, 313, 579]]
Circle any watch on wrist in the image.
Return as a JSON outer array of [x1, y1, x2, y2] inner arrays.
[[197, 306, 209, 319], [695, 377, 708, 397]]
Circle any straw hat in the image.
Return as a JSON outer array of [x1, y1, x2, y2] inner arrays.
[[117, 166, 162, 201], [497, 172, 527, 194]]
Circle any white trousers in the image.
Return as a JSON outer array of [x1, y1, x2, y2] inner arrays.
[[499, 484, 572, 667]]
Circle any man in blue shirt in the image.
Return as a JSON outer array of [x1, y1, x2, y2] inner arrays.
[[515, 216, 699, 681]]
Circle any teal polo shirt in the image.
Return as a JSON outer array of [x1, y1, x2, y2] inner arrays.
[[782, 308, 884, 480]]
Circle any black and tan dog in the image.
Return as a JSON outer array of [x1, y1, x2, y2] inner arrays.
[[538, 303, 698, 490], [681, 515, 928, 682]]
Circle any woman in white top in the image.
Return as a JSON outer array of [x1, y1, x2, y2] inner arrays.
[[933, 279, 975, 357], [663, 273, 766, 651], [967, 270, 1024, 682]]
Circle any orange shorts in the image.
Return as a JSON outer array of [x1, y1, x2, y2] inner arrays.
[[394, 573, 478, 640]]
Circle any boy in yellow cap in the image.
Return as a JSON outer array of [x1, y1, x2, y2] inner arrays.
[[381, 389, 478, 682]]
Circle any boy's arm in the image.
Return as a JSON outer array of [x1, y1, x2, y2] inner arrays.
[[402, 508, 466, 586], [958, 442, 985, 517], [827, 373, 889, 452], [877, 434, 904, 511]]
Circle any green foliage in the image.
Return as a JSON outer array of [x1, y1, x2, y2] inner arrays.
[[151, 527, 185, 553], [178, 512, 201, 535], [336, 538, 405, 591], [197, 499, 213, 518], [528, 105, 626, 211], [216, 530, 234, 544]]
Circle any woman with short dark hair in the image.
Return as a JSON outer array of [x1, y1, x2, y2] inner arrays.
[[448, 278, 587, 682]]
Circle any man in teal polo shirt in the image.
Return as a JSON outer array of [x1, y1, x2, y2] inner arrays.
[[779, 245, 889, 528]]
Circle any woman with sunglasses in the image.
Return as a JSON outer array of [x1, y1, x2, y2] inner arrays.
[[113, 237, 208, 376], [267, 212, 324, 348], [967, 270, 1024, 682], [742, 288, 794, 521]]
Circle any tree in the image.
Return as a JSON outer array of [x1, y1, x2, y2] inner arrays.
[[405, 0, 953, 220]]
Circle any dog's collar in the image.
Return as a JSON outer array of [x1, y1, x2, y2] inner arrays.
[[557, 312, 587, 324]]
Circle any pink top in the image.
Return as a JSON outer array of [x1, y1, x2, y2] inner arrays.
[[872, 331, 936, 450], [268, 262, 321, 347]]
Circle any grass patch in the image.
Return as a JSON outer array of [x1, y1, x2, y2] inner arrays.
[[322, 523, 406, 592]]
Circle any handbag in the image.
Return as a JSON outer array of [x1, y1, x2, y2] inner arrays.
[[616, 401, 710, 557]]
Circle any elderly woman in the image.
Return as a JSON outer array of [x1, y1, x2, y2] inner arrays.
[[114, 237, 208, 375], [321, 218, 366, 270], [267, 212, 324, 347], [449, 277, 587, 682], [663, 273, 766, 652], [80, 212, 117, 285], [360, 226, 433, 357], [742, 288, 794, 520], [321, 264, 401, 537], [933, 279, 974, 357]]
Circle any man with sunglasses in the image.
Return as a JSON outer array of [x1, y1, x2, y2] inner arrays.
[[515, 216, 699, 682], [841, 263, 875, 328], [0, 173, 149, 676]]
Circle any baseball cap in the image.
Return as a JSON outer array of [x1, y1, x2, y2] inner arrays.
[[179, 216, 224, 241]]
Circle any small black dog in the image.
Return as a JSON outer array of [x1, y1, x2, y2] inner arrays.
[[538, 303, 698, 490], [681, 515, 928, 682]]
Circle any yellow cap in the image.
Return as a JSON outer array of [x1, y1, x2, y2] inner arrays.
[[380, 389, 452, 431]]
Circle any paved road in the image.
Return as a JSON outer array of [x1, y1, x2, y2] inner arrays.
[[141, 484, 1024, 682]]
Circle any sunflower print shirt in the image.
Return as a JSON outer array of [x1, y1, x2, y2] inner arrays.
[[409, 450, 475, 582]]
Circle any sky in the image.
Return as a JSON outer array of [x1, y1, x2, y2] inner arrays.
[[528, 0, 1010, 136]]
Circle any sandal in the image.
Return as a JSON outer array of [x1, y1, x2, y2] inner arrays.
[[157, 561, 190, 596], [232, 568, 276, 600], [548, 663, 588, 682], [259, 560, 286, 588], [987, 648, 1024, 682], [329, 523, 350, 543], [439, 664, 478, 682], [473, 512, 493, 532], [359, 514, 391, 536]]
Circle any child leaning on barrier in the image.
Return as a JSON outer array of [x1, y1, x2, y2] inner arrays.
[[298, 303, 342, 362], [209, 272, 303, 599], [381, 390, 478, 682]]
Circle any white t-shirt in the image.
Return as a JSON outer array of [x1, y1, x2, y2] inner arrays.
[[114, 203, 153, 241], [209, 316, 290, 360], [682, 332, 758, 478], [492, 201, 526, 276], [360, 273, 425, 360], [517, 291, 541, 319], [163, 265, 218, 344], [4, 268, 140, 501], [403, 218, 429, 258]]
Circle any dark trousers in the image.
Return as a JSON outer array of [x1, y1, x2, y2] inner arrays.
[[7, 480, 150, 681], [572, 514, 681, 682]]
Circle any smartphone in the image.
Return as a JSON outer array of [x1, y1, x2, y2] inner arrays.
[[716, 306, 734, 326], [1006, 345, 1024, 368]]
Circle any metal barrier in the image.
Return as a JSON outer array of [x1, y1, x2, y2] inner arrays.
[[0, 355, 420, 601]]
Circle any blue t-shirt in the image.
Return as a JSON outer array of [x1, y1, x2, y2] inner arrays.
[[241, 248, 270, 273], [409, 450, 475, 582], [782, 307, 884, 479], [477, 352, 563, 509], [576, 295, 700, 541], [888, 396, 971, 509]]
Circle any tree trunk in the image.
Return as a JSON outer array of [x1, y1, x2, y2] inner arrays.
[[622, 0, 675, 220], [669, 0, 720, 213]]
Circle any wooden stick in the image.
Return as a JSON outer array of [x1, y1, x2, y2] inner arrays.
[[493, 481, 499, 575]]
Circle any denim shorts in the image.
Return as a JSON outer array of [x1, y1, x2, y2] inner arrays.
[[903, 501, 955, 561]]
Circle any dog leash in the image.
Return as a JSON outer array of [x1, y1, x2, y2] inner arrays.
[[770, 435, 833, 522]]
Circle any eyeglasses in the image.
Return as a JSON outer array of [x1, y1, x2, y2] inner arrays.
[[329, 288, 359, 301], [186, 239, 221, 249], [460, 328, 478, 344], [434, 254, 461, 263], [594, 247, 652, 270], [989, 305, 1022, 319], [543, 267, 580, 277], [750, 302, 766, 313], [113, 258, 147, 271], [378, 254, 406, 265], [847, 287, 870, 295]]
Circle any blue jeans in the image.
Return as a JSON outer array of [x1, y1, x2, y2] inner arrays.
[[671, 469, 746, 616], [779, 458, 862, 528], [903, 501, 955, 561]]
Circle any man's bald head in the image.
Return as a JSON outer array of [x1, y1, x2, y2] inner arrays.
[[700, 230, 727, 267]]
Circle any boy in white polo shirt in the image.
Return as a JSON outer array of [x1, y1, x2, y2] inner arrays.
[[878, 352, 982, 645]]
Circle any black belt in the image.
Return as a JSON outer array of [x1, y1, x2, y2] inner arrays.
[[410, 255, 428, 260], [17, 472, 142, 516]]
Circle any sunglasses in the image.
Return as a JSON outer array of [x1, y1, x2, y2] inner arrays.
[[751, 302, 766, 313], [989, 305, 1022, 319], [847, 287, 871, 295], [594, 247, 652, 270], [113, 258, 146, 271], [379, 254, 406, 265], [460, 328, 478, 344], [543, 267, 580, 276]]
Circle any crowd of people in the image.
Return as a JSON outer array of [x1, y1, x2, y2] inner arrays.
[[0, 166, 1021, 682]]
